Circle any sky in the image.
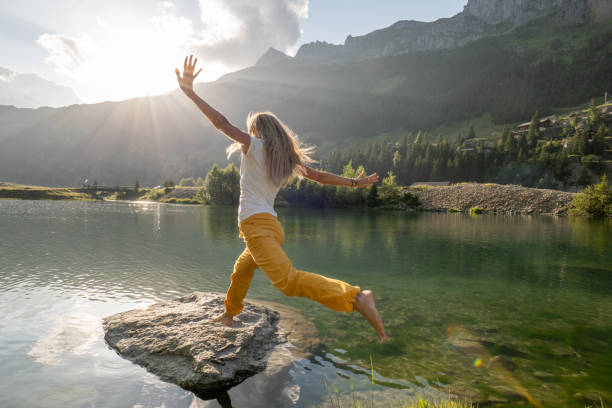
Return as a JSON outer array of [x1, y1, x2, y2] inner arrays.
[[0, 0, 467, 103]]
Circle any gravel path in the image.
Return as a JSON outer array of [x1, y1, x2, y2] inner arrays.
[[410, 183, 575, 215]]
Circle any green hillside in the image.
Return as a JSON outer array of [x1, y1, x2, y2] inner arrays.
[[0, 14, 611, 187]]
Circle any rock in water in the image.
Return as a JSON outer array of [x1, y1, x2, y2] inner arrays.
[[103, 292, 306, 399]]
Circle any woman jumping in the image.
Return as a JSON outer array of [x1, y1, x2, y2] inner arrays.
[[175, 55, 386, 342]]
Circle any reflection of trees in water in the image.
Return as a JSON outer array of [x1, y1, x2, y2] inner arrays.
[[201, 205, 239, 242], [280, 209, 414, 262], [568, 216, 611, 255]]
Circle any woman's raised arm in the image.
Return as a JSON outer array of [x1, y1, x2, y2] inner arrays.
[[302, 166, 379, 188], [175, 55, 250, 151]]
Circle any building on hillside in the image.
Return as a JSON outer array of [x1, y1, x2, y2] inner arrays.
[[513, 116, 557, 136], [461, 138, 495, 150]]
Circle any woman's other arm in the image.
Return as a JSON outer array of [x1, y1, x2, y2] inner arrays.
[[175, 55, 250, 153], [302, 166, 378, 188]]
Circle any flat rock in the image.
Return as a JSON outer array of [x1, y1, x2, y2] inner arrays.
[[102, 292, 319, 399]]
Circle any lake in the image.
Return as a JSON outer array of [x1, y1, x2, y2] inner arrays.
[[1, 200, 610, 407]]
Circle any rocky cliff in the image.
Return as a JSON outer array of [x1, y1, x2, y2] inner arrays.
[[294, 0, 611, 63]]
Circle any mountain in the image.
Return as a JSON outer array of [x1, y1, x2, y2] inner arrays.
[[295, 0, 612, 62], [0, 0, 611, 187], [0, 67, 81, 108], [255, 48, 291, 67]]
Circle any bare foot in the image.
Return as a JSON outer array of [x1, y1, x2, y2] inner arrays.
[[213, 312, 234, 327], [354, 290, 387, 342]]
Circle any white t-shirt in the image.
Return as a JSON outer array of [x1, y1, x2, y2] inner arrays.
[[237, 135, 281, 223]]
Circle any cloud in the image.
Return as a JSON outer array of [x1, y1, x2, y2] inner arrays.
[[36, 33, 92, 75], [0, 70, 17, 82], [189, 0, 309, 67], [33, 0, 309, 102]]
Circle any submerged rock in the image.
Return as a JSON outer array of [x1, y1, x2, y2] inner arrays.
[[102, 292, 319, 400]]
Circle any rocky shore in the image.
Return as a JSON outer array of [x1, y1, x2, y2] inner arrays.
[[410, 183, 575, 215]]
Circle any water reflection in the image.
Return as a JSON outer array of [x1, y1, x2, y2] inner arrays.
[[28, 311, 101, 365], [0, 201, 611, 407]]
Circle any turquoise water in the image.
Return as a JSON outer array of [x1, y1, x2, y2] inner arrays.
[[0, 200, 610, 407]]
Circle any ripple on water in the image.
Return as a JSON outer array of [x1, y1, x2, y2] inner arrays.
[[0, 202, 611, 407]]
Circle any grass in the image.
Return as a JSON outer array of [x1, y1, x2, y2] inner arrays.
[[0, 182, 206, 205], [428, 113, 505, 142], [0, 184, 94, 201], [372, 114, 505, 144]]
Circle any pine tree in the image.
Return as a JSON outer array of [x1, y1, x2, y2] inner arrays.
[[527, 110, 540, 149], [467, 125, 476, 140], [366, 184, 380, 207]]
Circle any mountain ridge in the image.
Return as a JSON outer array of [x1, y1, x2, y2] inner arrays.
[[294, 0, 612, 62], [0, 67, 81, 108], [1, 2, 610, 187]]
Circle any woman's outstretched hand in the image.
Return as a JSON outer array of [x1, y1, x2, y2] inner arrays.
[[354, 170, 379, 188], [175, 55, 202, 94]]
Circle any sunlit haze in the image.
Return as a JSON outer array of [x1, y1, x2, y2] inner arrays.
[[0, 1, 466, 103]]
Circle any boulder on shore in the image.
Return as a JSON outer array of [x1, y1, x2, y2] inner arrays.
[[102, 292, 319, 400]]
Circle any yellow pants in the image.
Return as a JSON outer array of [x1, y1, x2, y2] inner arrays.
[[224, 212, 361, 317]]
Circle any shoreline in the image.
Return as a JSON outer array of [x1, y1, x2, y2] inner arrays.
[[1, 182, 577, 216], [408, 183, 575, 216]]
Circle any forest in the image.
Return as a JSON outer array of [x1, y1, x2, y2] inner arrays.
[[178, 102, 611, 209]]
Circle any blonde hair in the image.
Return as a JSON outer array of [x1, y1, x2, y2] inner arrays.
[[227, 111, 315, 186]]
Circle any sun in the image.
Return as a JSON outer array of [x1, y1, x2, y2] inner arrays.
[[42, 3, 233, 103]]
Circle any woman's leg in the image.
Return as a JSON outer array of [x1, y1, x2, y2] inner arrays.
[[223, 246, 258, 317], [236, 213, 386, 341], [243, 220, 361, 313]]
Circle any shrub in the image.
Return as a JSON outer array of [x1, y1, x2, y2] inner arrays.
[[202, 163, 240, 205], [139, 188, 165, 201], [571, 175, 612, 217], [162, 197, 202, 205], [469, 206, 484, 215], [400, 191, 419, 207], [379, 171, 401, 204], [366, 184, 380, 207], [449, 208, 462, 213], [178, 177, 196, 186]]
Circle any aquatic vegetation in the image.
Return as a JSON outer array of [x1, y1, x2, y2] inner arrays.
[[324, 355, 475, 408], [324, 391, 473, 408]]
